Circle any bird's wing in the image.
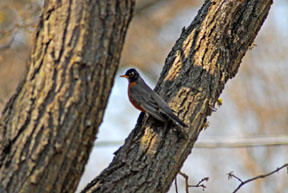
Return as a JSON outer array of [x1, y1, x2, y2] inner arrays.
[[129, 84, 165, 121], [151, 91, 188, 128], [130, 79, 187, 128]]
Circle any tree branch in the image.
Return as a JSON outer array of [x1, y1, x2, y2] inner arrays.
[[179, 171, 209, 192], [0, 1, 135, 193], [81, 1, 273, 193], [94, 136, 288, 148], [228, 163, 288, 193]]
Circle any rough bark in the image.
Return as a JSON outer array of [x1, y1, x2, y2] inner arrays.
[[0, 1, 134, 193], [82, 1, 272, 193]]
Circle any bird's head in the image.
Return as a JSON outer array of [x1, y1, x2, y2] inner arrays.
[[120, 68, 139, 82]]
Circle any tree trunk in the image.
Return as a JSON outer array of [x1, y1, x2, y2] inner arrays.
[[0, 1, 134, 193], [81, 1, 272, 193]]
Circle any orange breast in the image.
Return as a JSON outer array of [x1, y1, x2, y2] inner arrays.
[[128, 82, 146, 112]]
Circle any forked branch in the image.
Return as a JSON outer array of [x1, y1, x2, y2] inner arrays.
[[228, 163, 288, 193]]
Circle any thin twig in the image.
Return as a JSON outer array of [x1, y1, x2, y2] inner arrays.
[[175, 175, 179, 193], [179, 171, 189, 193], [178, 171, 209, 192], [228, 163, 288, 193], [189, 177, 209, 190], [227, 171, 243, 183]]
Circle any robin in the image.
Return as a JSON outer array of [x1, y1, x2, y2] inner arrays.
[[121, 68, 187, 128]]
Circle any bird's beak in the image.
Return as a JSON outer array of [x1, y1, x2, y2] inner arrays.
[[120, 75, 128, 78]]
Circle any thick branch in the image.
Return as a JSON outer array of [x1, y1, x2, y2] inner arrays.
[[0, 1, 135, 193], [82, 1, 272, 193]]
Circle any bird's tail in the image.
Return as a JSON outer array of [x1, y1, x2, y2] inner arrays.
[[166, 111, 187, 128]]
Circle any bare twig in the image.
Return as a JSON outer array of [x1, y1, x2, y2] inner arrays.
[[189, 177, 209, 190], [175, 176, 179, 193], [227, 171, 243, 183], [178, 171, 209, 192], [228, 163, 288, 193], [179, 171, 189, 193], [195, 136, 288, 148]]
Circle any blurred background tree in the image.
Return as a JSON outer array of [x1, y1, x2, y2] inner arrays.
[[0, 0, 287, 193]]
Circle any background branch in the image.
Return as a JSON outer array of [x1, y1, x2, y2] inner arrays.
[[94, 136, 288, 148], [229, 163, 288, 193], [179, 171, 209, 192]]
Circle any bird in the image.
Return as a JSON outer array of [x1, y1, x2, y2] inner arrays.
[[120, 68, 187, 128]]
